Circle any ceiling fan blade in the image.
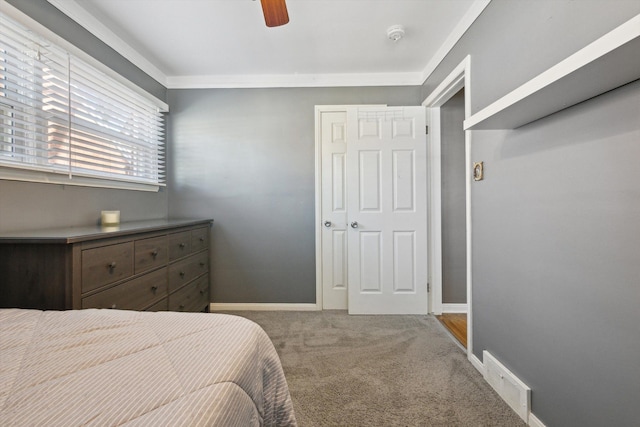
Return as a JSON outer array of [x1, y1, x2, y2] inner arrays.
[[260, 0, 289, 27]]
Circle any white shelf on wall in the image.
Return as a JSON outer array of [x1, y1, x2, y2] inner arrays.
[[464, 13, 640, 130]]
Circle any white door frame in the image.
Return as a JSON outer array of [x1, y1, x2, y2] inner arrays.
[[314, 105, 386, 310], [422, 56, 475, 358]]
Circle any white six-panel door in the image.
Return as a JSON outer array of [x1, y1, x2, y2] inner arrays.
[[320, 110, 349, 309], [346, 106, 427, 314], [319, 106, 427, 314]]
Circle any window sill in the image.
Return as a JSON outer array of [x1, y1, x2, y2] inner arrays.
[[0, 167, 163, 192]]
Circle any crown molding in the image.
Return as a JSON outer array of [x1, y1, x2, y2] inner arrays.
[[46, 0, 168, 86], [420, 0, 491, 83], [166, 72, 424, 89], [46, 0, 489, 90]]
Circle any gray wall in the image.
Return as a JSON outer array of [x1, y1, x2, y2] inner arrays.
[[0, 181, 167, 232], [167, 87, 421, 303], [5, 1, 640, 425], [440, 89, 467, 304], [0, 0, 168, 232], [421, 1, 640, 425]]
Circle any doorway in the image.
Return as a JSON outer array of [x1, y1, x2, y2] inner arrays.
[[438, 88, 468, 347], [423, 56, 474, 357], [436, 313, 467, 348], [440, 88, 467, 313]]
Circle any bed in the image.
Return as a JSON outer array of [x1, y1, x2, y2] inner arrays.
[[0, 309, 297, 426]]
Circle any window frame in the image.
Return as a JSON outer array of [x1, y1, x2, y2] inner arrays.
[[0, 4, 168, 192]]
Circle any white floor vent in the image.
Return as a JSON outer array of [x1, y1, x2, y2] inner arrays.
[[483, 351, 531, 423]]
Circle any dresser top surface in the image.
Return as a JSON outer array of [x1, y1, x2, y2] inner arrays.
[[0, 219, 213, 244]]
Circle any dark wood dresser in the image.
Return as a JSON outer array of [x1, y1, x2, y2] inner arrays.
[[0, 219, 213, 312]]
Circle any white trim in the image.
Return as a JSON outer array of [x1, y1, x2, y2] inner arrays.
[[0, 167, 161, 192], [422, 55, 473, 356], [419, 0, 490, 84], [464, 12, 640, 130], [46, 0, 168, 87], [42, 0, 489, 90], [465, 108, 474, 360], [468, 352, 484, 375], [442, 303, 468, 313], [422, 56, 471, 316], [483, 350, 531, 423], [528, 413, 547, 427], [166, 72, 423, 89], [210, 303, 319, 312], [314, 106, 324, 310], [470, 345, 545, 426], [422, 57, 470, 108], [426, 106, 442, 314], [1, 1, 168, 111]]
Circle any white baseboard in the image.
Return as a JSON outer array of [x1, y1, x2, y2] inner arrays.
[[468, 352, 485, 374], [442, 303, 468, 313], [483, 351, 531, 423], [528, 413, 547, 427], [470, 351, 545, 427], [210, 303, 320, 312]]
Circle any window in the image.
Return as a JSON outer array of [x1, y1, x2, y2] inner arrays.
[[0, 12, 165, 191]]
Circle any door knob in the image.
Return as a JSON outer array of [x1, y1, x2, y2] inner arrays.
[[324, 220, 332, 228], [350, 221, 358, 229]]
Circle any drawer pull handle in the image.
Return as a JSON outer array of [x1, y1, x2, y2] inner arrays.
[[179, 271, 185, 278], [199, 262, 205, 267], [179, 304, 185, 310], [199, 290, 205, 295], [199, 237, 205, 242], [179, 243, 186, 248], [107, 261, 117, 271], [151, 286, 158, 293], [151, 249, 159, 258]]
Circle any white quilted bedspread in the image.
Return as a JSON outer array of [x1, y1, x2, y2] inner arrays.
[[0, 309, 297, 426]]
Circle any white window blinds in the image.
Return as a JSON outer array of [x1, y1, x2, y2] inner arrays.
[[0, 12, 165, 189]]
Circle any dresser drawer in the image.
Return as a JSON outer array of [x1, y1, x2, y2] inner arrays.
[[82, 242, 134, 292], [0, 219, 211, 311], [168, 251, 209, 293], [146, 297, 168, 312], [135, 235, 168, 274], [168, 231, 191, 261], [168, 274, 209, 312], [82, 267, 167, 310], [191, 227, 209, 253]]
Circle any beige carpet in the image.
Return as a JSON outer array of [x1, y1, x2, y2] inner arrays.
[[230, 310, 526, 427]]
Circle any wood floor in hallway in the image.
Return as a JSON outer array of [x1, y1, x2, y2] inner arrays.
[[436, 313, 467, 348]]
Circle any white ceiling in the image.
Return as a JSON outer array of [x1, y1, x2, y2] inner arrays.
[[46, 0, 489, 88]]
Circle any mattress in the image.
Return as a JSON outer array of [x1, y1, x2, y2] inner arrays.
[[0, 309, 297, 426]]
